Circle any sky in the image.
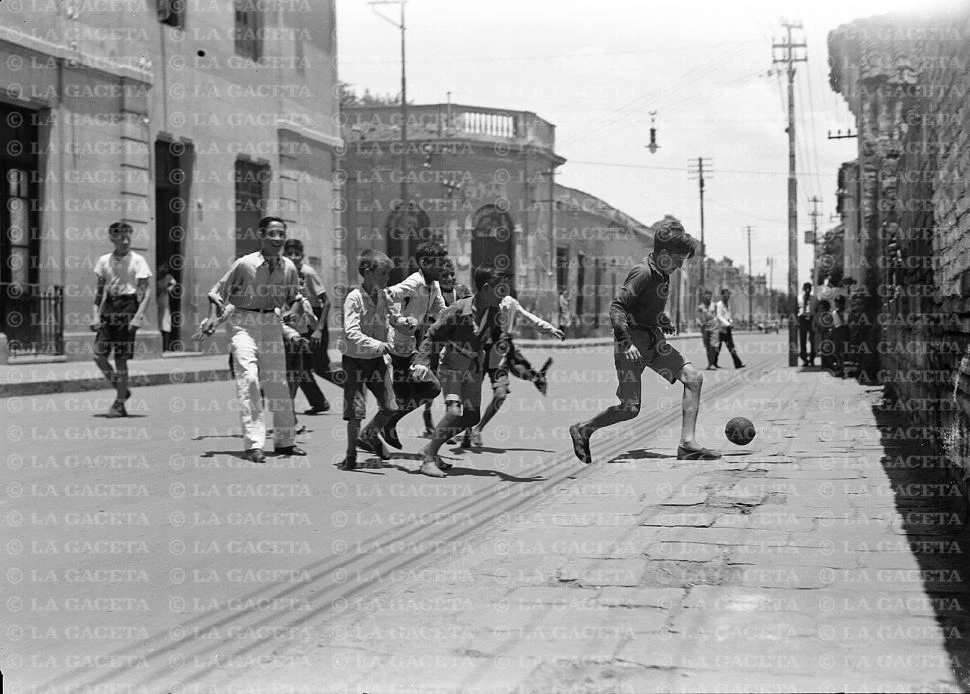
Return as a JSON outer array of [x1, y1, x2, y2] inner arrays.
[[336, 0, 928, 290]]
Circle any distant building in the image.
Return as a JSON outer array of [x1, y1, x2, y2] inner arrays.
[[0, 1, 340, 361], [338, 103, 653, 331]]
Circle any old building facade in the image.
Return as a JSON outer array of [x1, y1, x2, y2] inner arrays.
[[0, 0, 340, 361], [829, 7, 970, 481], [336, 103, 654, 334]]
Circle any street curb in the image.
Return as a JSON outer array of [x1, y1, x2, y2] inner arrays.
[[0, 331, 767, 398], [0, 367, 232, 399]]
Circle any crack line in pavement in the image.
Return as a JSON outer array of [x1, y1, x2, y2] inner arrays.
[[38, 355, 787, 691]]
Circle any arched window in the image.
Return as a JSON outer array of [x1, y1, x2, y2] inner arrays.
[[384, 202, 432, 286]]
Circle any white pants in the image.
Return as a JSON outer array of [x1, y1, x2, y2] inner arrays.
[[228, 311, 295, 450]]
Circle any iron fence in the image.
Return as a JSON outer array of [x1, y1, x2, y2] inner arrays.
[[1, 282, 64, 357]]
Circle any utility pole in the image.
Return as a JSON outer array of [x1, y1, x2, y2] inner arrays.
[[369, 0, 409, 257], [767, 256, 774, 318], [687, 157, 712, 289], [744, 226, 754, 328], [773, 19, 806, 364], [809, 196, 822, 285]]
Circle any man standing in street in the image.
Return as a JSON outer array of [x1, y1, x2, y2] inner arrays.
[[714, 288, 745, 369], [201, 216, 303, 464], [695, 288, 719, 370], [797, 281, 817, 366], [91, 221, 152, 418]]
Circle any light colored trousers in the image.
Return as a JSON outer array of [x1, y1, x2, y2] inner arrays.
[[228, 310, 295, 450]]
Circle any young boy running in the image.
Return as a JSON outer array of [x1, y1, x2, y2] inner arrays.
[[381, 241, 448, 449], [462, 289, 564, 447], [411, 264, 508, 478], [420, 257, 470, 437], [336, 250, 401, 470], [569, 219, 720, 463], [90, 222, 152, 418]]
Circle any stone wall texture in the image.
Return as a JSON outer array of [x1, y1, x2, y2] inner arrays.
[[829, 7, 970, 485]]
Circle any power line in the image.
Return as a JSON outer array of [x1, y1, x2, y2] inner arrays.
[[558, 44, 751, 146], [340, 39, 764, 66], [563, 159, 824, 177]]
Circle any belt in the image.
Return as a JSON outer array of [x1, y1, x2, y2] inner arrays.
[[236, 307, 276, 313]]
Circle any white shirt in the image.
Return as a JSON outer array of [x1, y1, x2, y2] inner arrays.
[[714, 299, 733, 330], [384, 271, 446, 356], [94, 251, 152, 296], [497, 296, 558, 337], [798, 292, 817, 317]]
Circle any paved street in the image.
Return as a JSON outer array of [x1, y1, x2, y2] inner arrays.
[[2, 333, 968, 693]]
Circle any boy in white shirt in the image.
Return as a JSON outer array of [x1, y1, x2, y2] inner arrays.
[[90, 222, 152, 418]]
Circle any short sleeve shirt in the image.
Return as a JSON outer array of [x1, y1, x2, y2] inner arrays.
[[300, 263, 328, 308], [94, 251, 152, 296], [215, 251, 300, 311]]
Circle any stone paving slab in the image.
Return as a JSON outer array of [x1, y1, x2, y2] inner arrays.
[[229, 367, 970, 691]]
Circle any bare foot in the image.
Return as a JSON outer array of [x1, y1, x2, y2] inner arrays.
[[419, 459, 447, 478]]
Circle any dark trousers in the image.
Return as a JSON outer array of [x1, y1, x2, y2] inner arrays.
[[390, 352, 442, 414], [310, 311, 344, 386], [285, 339, 328, 409], [701, 328, 718, 367], [717, 327, 744, 368], [798, 315, 815, 364]]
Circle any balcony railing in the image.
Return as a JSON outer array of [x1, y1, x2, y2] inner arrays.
[[1, 283, 64, 357], [341, 103, 557, 151]]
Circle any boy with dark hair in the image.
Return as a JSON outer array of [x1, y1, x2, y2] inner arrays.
[[91, 221, 152, 418], [337, 250, 402, 470], [568, 219, 720, 463], [411, 263, 508, 478], [381, 239, 448, 448], [462, 284, 564, 447], [200, 216, 302, 464], [282, 238, 336, 414], [420, 257, 470, 437]]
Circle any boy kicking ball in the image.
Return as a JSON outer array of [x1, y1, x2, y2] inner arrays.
[[569, 219, 720, 464], [411, 264, 508, 478]]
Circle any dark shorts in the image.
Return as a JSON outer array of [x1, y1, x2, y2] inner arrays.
[[95, 295, 139, 360], [485, 367, 510, 399], [341, 354, 396, 421], [438, 363, 483, 412], [614, 328, 688, 407]]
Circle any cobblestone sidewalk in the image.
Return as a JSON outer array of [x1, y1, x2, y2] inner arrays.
[[223, 367, 970, 693]]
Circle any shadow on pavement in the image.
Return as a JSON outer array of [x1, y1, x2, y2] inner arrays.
[[199, 449, 253, 461], [615, 449, 676, 461], [872, 392, 970, 690]]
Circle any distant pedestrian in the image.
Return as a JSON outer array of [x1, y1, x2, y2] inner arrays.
[[714, 288, 745, 369], [568, 219, 720, 463], [558, 289, 571, 335], [156, 263, 177, 352], [815, 298, 834, 371], [831, 294, 849, 377], [797, 281, 817, 366], [200, 216, 303, 464], [90, 222, 152, 418], [336, 250, 400, 470], [695, 288, 719, 370], [381, 241, 448, 449]]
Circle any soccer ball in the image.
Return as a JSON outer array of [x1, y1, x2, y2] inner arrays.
[[725, 417, 756, 446]]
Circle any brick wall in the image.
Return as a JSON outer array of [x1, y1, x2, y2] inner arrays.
[[829, 9, 970, 485]]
